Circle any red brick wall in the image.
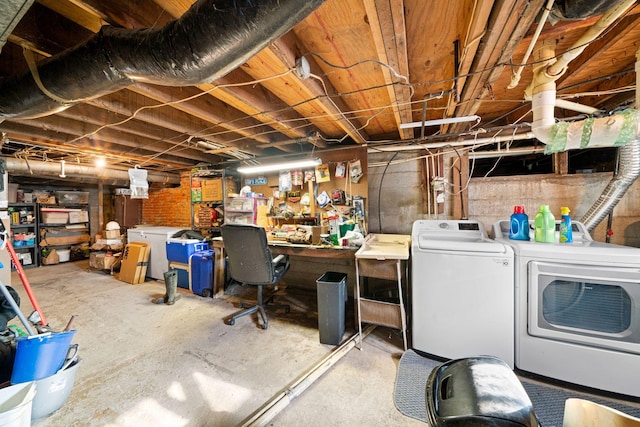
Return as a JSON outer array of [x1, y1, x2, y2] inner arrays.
[[141, 171, 191, 227]]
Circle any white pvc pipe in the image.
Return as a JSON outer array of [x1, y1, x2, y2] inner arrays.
[[547, 0, 637, 78], [508, 0, 555, 89], [555, 99, 600, 115], [368, 132, 535, 152]]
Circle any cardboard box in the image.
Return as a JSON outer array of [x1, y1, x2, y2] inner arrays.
[[311, 225, 329, 245], [90, 252, 119, 270], [201, 179, 223, 201], [103, 229, 121, 239], [118, 242, 150, 284], [69, 210, 89, 223], [42, 212, 68, 224]]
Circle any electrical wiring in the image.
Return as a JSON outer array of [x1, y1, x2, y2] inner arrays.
[[23, 8, 635, 173]]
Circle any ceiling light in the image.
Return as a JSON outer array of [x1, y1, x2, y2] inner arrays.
[[95, 156, 106, 168], [237, 158, 322, 174], [399, 115, 481, 129]]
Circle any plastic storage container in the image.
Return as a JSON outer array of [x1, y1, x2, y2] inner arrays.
[[534, 205, 556, 243], [165, 238, 208, 264], [0, 382, 36, 427], [190, 250, 214, 297], [316, 272, 347, 345], [11, 331, 76, 384], [31, 358, 81, 419], [560, 206, 573, 243], [508, 206, 530, 241]]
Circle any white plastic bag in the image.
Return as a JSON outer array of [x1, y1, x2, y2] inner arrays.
[[129, 167, 149, 199]]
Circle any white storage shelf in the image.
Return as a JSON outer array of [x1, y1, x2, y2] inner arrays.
[[38, 203, 91, 264]]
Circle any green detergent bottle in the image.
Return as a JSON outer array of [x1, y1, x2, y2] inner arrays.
[[534, 204, 556, 243]]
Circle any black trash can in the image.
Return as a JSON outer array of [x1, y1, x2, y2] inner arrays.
[[316, 272, 347, 345]]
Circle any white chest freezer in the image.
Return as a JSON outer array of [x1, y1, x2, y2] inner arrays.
[[127, 226, 183, 280]]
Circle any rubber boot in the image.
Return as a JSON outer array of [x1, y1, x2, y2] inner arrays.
[[164, 270, 178, 305]]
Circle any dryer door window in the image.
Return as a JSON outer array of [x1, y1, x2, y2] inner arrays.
[[528, 261, 640, 354]]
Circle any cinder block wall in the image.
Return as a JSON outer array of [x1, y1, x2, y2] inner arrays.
[[141, 172, 191, 227]]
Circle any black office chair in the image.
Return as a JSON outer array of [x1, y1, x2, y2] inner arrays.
[[221, 223, 291, 329]]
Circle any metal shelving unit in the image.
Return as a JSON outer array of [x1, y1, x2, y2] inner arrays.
[[38, 202, 91, 264], [8, 202, 39, 269]]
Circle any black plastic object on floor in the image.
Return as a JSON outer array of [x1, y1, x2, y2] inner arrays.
[[0, 286, 20, 331], [316, 272, 347, 345], [425, 356, 540, 426]]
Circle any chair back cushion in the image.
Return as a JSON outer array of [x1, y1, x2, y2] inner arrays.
[[221, 224, 276, 285]]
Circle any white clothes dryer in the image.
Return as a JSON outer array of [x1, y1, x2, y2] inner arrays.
[[411, 220, 515, 367], [493, 220, 640, 398]]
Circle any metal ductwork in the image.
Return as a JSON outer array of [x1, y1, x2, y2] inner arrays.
[[0, 0, 325, 119], [550, 0, 622, 21], [580, 141, 640, 230], [528, 0, 640, 232], [0, 0, 34, 53], [580, 45, 640, 231], [3, 157, 181, 185]]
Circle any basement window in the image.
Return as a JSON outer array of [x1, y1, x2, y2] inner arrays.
[[471, 147, 617, 178]]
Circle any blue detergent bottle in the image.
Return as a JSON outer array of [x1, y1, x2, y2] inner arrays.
[[559, 206, 573, 243], [509, 205, 530, 240]]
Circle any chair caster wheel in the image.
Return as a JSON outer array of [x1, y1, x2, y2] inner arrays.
[[227, 319, 235, 326], [261, 323, 268, 330], [238, 303, 244, 308]]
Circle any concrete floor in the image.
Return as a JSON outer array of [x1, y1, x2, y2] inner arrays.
[[7, 260, 422, 427]]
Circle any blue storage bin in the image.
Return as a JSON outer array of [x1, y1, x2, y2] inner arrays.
[[190, 250, 214, 297], [174, 268, 190, 289], [165, 239, 208, 264]]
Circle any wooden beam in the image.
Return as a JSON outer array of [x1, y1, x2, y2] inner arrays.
[[363, 0, 414, 140]]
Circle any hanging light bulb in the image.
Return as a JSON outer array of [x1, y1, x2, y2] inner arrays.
[[95, 156, 106, 168]]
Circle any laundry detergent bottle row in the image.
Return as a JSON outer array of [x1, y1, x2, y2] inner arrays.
[[534, 204, 556, 243], [509, 205, 530, 240]]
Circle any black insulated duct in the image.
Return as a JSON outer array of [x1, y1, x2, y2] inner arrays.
[[550, 0, 622, 21], [0, 0, 325, 119]]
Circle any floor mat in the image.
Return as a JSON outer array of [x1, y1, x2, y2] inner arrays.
[[394, 350, 640, 426]]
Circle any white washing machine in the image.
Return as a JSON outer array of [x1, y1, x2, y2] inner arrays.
[[493, 220, 640, 397], [411, 220, 515, 367]]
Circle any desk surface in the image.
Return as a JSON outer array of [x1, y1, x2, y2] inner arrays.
[[268, 241, 357, 259], [211, 237, 357, 259]]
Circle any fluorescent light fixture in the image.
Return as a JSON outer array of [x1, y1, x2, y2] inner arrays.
[[237, 158, 322, 174], [399, 115, 481, 129]]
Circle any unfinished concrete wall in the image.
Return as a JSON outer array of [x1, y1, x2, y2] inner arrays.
[[366, 152, 640, 246], [468, 172, 640, 246], [367, 151, 424, 235]]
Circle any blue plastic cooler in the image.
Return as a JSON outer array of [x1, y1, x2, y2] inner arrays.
[[165, 238, 208, 264], [190, 250, 214, 297]]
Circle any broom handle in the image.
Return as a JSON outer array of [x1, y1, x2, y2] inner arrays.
[[0, 221, 48, 326]]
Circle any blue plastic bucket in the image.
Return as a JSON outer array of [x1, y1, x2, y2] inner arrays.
[[11, 331, 76, 384]]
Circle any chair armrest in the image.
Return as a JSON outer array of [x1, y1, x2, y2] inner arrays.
[[272, 253, 290, 272]]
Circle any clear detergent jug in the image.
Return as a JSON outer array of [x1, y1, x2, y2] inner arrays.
[[534, 204, 556, 243], [509, 205, 530, 240]]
